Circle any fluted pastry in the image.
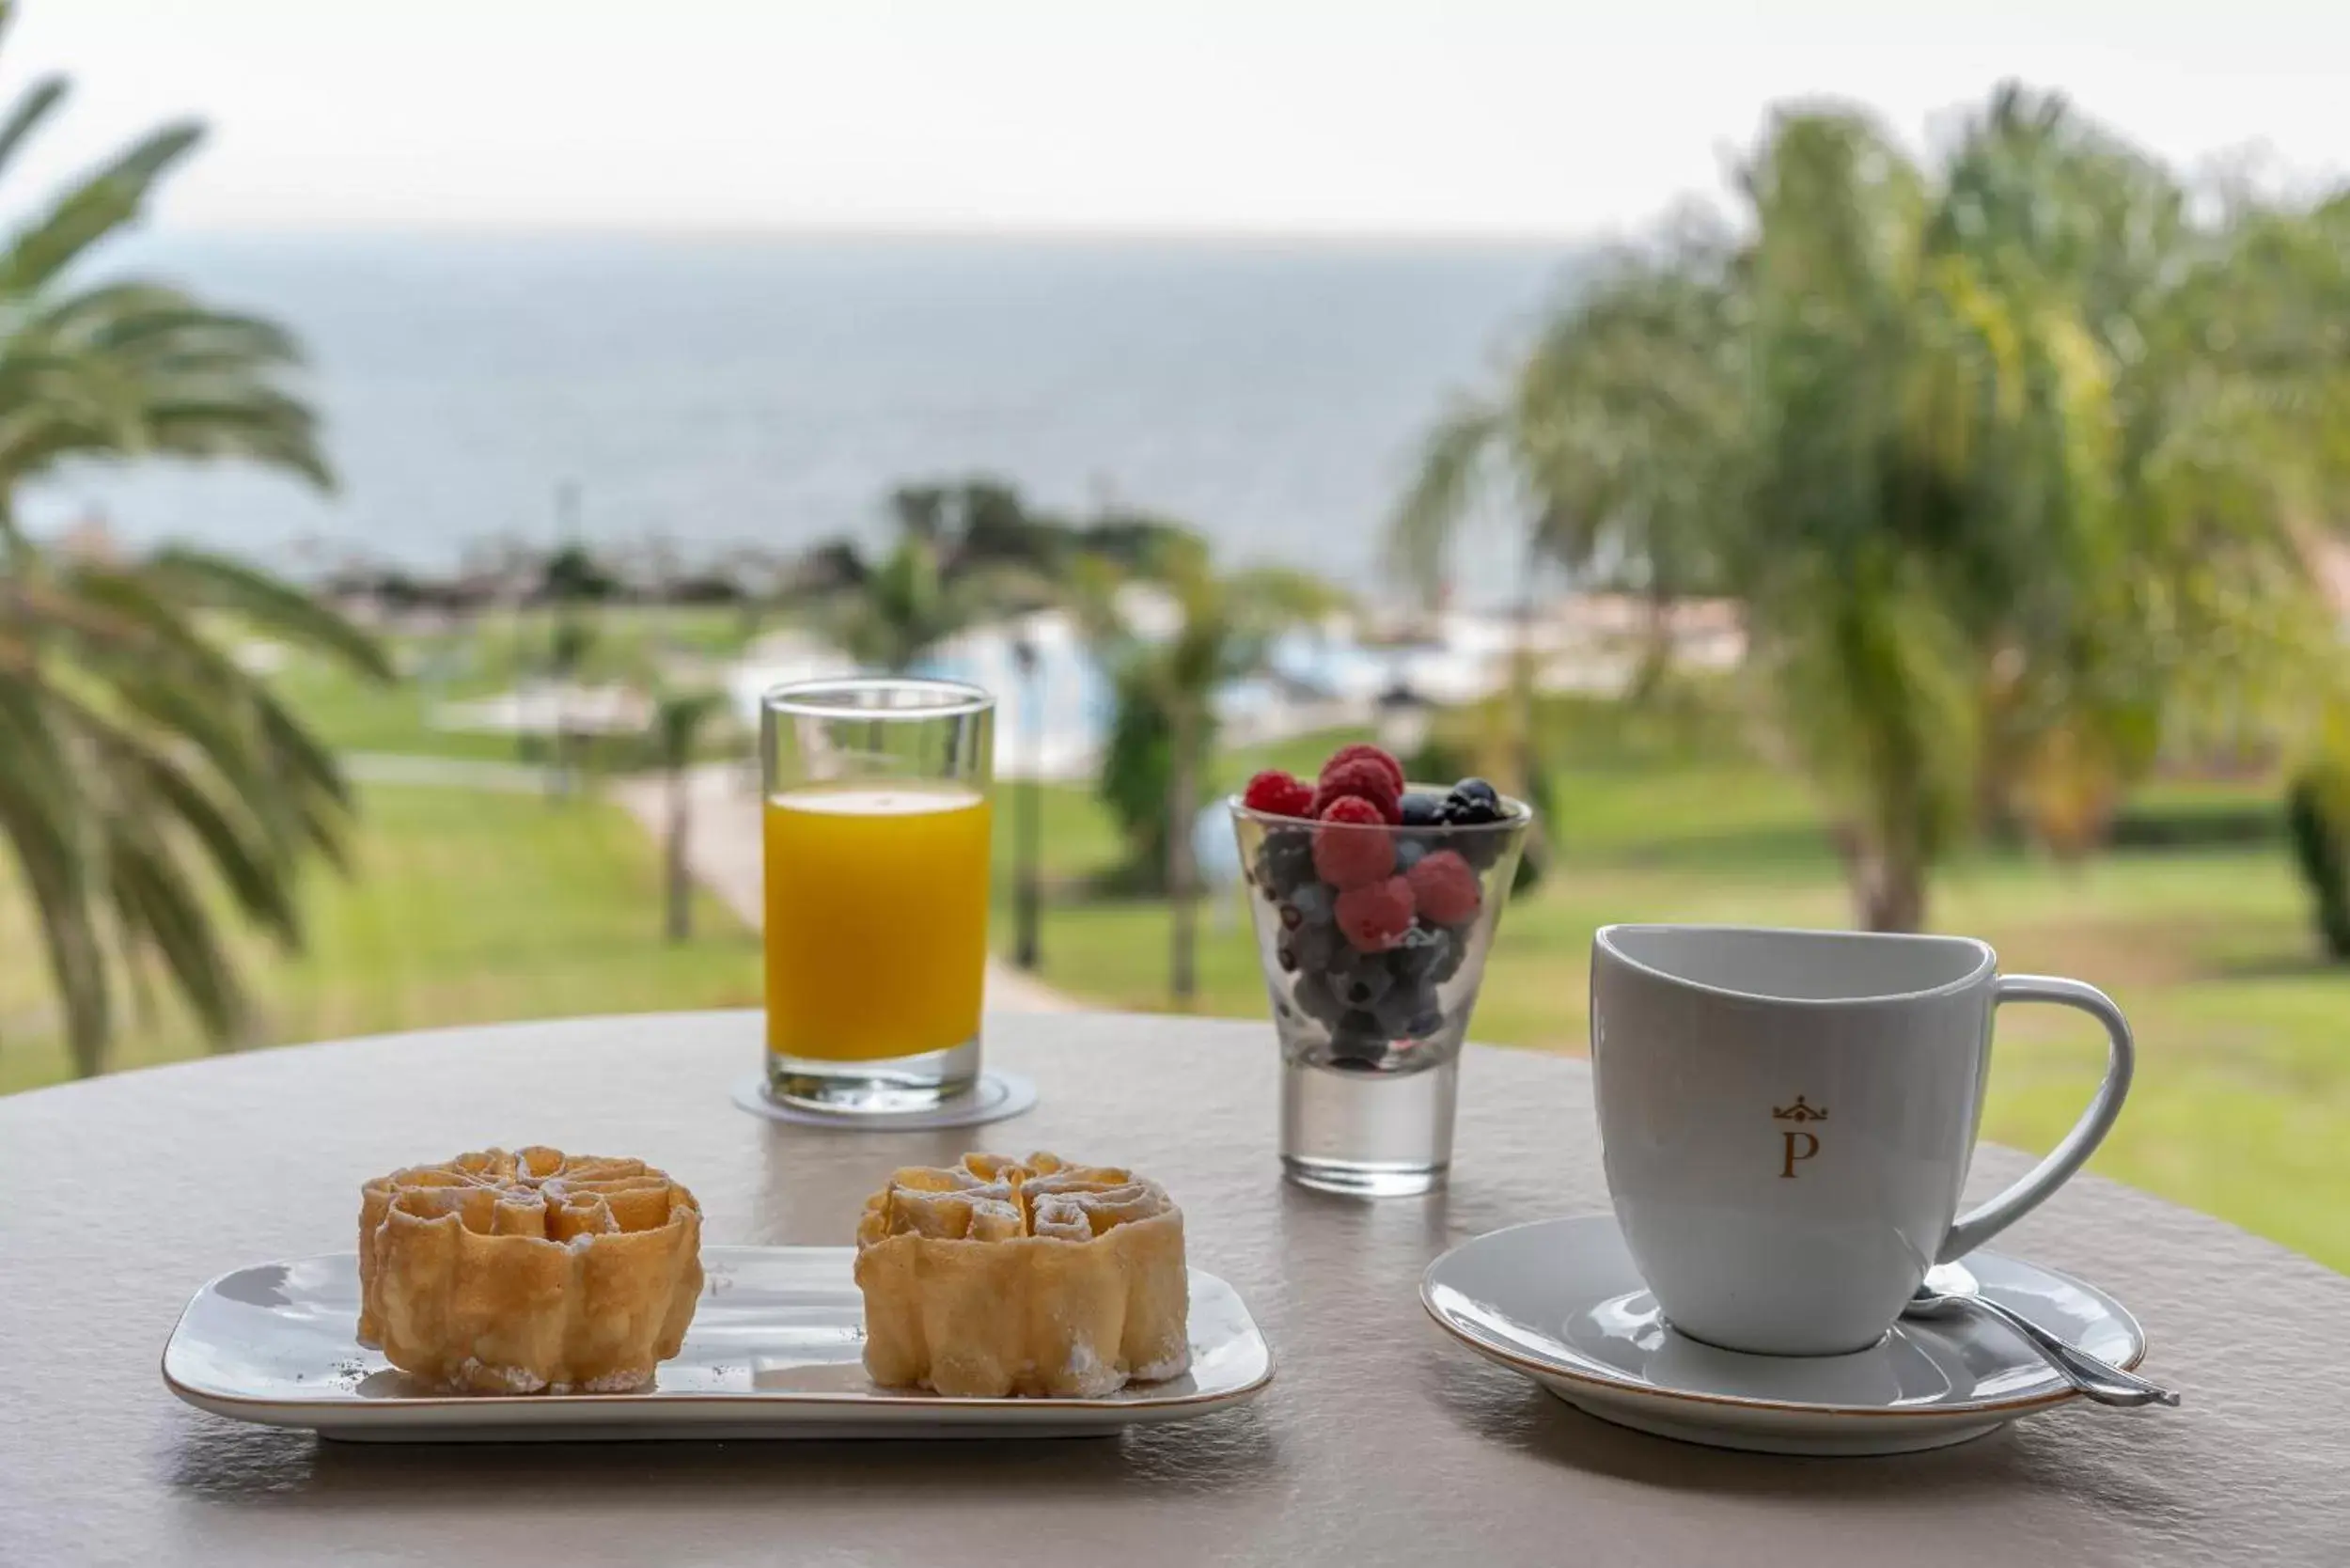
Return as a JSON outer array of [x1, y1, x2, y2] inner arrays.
[[356, 1148, 702, 1394], [854, 1152, 1190, 1398]]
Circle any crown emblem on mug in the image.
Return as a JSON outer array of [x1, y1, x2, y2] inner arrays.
[[1772, 1095, 1828, 1122]]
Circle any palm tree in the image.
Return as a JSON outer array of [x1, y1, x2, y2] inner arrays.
[[1392, 86, 2350, 931], [647, 689, 728, 943], [545, 610, 599, 797], [826, 532, 966, 672], [804, 480, 1066, 671], [1081, 529, 1344, 1002], [0, 5, 389, 1074]]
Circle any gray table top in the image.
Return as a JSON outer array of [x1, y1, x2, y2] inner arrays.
[[3, 1010, 2343, 1567]]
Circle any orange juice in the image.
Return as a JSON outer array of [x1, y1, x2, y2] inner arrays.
[[762, 784, 993, 1062]]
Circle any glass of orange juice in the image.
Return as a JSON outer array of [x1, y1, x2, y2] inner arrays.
[[760, 677, 995, 1112]]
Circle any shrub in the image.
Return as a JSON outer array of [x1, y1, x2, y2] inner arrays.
[[2285, 769, 2350, 962]]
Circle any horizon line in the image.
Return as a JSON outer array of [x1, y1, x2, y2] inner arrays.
[[142, 218, 1609, 251]]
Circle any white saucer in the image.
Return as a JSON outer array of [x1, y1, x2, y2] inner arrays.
[[1421, 1214, 2150, 1456]]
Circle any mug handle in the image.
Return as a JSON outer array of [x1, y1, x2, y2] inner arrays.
[[1937, 975, 2136, 1263]]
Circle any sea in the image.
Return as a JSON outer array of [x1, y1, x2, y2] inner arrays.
[[21, 233, 1574, 600]]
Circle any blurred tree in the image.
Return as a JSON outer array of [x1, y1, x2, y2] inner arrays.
[[800, 479, 1068, 671], [1080, 529, 1344, 1002], [540, 543, 619, 604], [1096, 652, 1182, 889], [2284, 699, 2350, 962], [827, 533, 962, 672], [0, 0, 390, 1073], [647, 689, 729, 943], [1392, 86, 2350, 930], [545, 612, 599, 798], [2286, 767, 2350, 962]]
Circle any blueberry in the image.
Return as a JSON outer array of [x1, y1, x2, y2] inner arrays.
[[1448, 801, 1501, 830], [1451, 777, 1500, 811], [1399, 792, 1445, 827], [1328, 1011, 1390, 1067], [1433, 933, 1471, 983], [1393, 838, 1429, 874], [1289, 969, 1345, 1027], [1373, 980, 1444, 1040], [1444, 778, 1503, 831], [1454, 828, 1506, 871], [1388, 927, 1449, 982], [1334, 956, 1394, 1011], [1282, 917, 1339, 974], [1255, 829, 1316, 899]]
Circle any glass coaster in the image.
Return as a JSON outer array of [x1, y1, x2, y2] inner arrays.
[[730, 1070, 1038, 1131]]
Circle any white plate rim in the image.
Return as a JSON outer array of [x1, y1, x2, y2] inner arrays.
[[1419, 1213, 2148, 1422], [163, 1247, 1275, 1421]]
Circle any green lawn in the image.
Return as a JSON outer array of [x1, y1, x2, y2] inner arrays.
[[0, 785, 763, 1095], [992, 713, 2350, 1275], [269, 604, 762, 763], [271, 655, 526, 761]]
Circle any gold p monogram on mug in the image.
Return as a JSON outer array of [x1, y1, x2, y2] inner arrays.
[[1773, 1095, 1827, 1177]]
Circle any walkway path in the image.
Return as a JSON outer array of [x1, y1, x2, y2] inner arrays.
[[610, 764, 1078, 1014], [345, 752, 559, 792]]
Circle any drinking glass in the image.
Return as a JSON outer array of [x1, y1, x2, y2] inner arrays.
[[760, 677, 995, 1112]]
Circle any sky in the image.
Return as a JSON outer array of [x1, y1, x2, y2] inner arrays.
[[6, 0, 2346, 240]]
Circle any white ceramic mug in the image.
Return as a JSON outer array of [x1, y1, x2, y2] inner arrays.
[[1589, 924, 2133, 1356]]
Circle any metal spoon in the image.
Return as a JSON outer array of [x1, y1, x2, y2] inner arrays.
[[1903, 1262, 2181, 1408]]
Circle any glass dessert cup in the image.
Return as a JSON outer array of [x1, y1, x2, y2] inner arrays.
[[1230, 787, 1531, 1196]]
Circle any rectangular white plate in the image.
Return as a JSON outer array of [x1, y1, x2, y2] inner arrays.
[[163, 1247, 1273, 1442]]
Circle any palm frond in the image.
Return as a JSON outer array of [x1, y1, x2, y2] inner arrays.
[[55, 559, 258, 685], [1061, 552, 1129, 651], [106, 821, 246, 1044], [150, 547, 391, 679], [0, 121, 202, 297], [35, 677, 305, 944], [73, 296, 306, 364], [1221, 565, 1351, 633], [0, 74, 66, 183], [140, 394, 332, 485], [0, 682, 110, 1073], [1385, 400, 1498, 604], [0, 283, 331, 491]]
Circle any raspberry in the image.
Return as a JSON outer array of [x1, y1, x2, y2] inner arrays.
[[1323, 743, 1405, 794], [1308, 757, 1402, 823], [1319, 794, 1390, 828], [1242, 768, 1315, 818], [1407, 850, 1481, 926], [1311, 795, 1397, 888], [1335, 875, 1416, 952]]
